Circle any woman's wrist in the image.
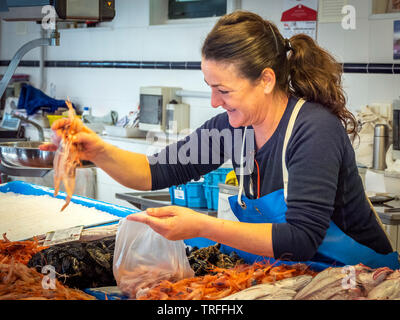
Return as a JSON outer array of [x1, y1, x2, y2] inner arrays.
[[194, 211, 219, 239], [90, 140, 112, 164]]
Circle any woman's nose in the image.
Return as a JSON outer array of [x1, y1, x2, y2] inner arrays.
[[210, 90, 223, 109]]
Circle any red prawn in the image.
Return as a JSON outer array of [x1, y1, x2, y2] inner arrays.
[[53, 100, 84, 211]]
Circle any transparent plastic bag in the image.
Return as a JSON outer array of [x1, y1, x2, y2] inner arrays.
[[113, 217, 194, 299]]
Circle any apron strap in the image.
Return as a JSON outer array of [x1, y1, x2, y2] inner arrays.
[[238, 97, 306, 207], [237, 127, 248, 208], [282, 98, 306, 201]]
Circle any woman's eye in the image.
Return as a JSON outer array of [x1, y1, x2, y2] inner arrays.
[[219, 90, 229, 94]]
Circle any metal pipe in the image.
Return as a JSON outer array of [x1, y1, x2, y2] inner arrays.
[[39, 29, 46, 92], [0, 28, 60, 99]]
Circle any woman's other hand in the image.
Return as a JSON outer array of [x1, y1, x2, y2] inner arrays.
[[127, 206, 207, 240]]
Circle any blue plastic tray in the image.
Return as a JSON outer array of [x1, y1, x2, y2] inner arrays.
[[0, 181, 139, 223], [0, 181, 141, 300]]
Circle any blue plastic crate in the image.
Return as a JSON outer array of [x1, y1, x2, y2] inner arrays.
[[203, 184, 219, 211], [204, 168, 232, 186], [169, 185, 187, 206], [186, 182, 207, 208], [169, 182, 207, 208]]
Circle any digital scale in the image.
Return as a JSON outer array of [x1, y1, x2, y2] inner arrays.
[[0, 97, 24, 141]]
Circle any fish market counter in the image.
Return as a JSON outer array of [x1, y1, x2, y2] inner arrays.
[[1, 181, 400, 301]]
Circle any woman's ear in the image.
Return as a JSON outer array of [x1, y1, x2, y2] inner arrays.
[[260, 68, 276, 95]]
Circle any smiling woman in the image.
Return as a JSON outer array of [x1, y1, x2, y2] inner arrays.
[[142, 10, 399, 269], [201, 59, 286, 139]]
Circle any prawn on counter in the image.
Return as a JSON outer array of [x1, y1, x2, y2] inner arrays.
[[137, 262, 318, 300], [0, 233, 47, 265], [53, 99, 84, 211]]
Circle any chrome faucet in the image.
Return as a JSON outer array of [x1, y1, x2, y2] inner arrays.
[[11, 111, 44, 142]]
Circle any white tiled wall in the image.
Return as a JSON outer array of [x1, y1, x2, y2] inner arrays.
[[1, 0, 399, 120], [2, 0, 400, 203]]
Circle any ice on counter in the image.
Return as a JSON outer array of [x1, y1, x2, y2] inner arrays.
[[0, 192, 120, 241]]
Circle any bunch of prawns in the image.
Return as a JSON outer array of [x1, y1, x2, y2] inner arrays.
[[52, 100, 84, 211]]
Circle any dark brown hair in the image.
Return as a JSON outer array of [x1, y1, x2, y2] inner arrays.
[[202, 10, 358, 139]]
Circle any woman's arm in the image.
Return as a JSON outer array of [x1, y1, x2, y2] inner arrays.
[[127, 206, 274, 257], [93, 142, 152, 191], [40, 118, 152, 191], [201, 214, 274, 257]]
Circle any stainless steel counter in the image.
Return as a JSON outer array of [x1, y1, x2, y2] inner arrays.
[[115, 190, 217, 216]]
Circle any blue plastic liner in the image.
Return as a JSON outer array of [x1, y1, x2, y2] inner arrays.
[[183, 237, 330, 272], [184, 237, 216, 249], [83, 288, 128, 300]]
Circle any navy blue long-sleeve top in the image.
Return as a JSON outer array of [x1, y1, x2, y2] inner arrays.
[[148, 96, 393, 261]]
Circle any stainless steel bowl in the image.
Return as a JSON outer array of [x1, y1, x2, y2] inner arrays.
[[0, 141, 94, 169]]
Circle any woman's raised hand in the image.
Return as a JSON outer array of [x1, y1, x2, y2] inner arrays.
[[39, 118, 106, 162]]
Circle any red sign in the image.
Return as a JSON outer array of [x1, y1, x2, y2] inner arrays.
[[281, 4, 317, 21]]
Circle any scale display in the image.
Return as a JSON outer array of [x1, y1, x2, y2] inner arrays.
[[0, 113, 20, 131]]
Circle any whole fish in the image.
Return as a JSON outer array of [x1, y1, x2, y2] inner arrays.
[[355, 266, 393, 294], [367, 270, 400, 300], [295, 264, 393, 300], [221, 275, 313, 300], [294, 267, 346, 300]]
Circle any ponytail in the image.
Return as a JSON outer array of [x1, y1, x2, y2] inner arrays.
[[287, 34, 358, 139]]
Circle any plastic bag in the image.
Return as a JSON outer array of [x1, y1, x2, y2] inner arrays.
[[113, 217, 194, 299]]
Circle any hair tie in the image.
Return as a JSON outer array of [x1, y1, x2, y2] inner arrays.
[[284, 38, 294, 53], [267, 23, 279, 55]]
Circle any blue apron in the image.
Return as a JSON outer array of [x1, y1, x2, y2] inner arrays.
[[221, 99, 400, 271]]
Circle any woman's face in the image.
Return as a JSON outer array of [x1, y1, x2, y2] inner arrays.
[[201, 58, 268, 128]]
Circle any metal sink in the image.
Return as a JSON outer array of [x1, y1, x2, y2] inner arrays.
[[115, 190, 217, 216], [141, 193, 171, 202], [115, 191, 172, 209]]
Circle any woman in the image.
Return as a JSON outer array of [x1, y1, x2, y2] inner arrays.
[[43, 11, 399, 270]]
